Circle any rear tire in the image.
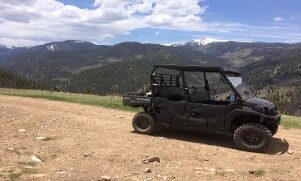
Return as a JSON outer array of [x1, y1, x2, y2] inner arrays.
[[234, 123, 272, 152], [132, 112, 157, 134]]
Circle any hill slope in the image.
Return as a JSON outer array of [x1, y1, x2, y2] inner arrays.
[[0, 41, 219, 94], [0, 40, 301, 115], [1, 41, 109, 80], [0, 70, 43, 89], [172, 40, 301, 115], [0, 45, 26, 62]]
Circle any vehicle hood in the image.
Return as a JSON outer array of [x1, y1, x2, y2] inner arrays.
[[243, 98, 275, 109]]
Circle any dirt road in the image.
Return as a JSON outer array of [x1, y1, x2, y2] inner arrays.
[[0, 95, 300, 181]]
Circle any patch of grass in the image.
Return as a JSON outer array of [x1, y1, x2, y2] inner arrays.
[[282, 115, 301, 129], [215, 170, 225, 176], [0, 88, 141, 112], [249, 169, 265, 176], [8, 172, 22, 181]]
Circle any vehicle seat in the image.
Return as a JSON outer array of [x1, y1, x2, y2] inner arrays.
[[189, 88, 210, 103], [158, 87, 184, 101]]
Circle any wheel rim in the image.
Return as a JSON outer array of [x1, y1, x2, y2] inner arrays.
[[136, 118, 150, 130], [243, 132, 263, 146]]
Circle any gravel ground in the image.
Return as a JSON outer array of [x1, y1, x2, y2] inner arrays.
[[0, 95, 300, 181]]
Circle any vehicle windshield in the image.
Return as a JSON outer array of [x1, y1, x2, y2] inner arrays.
[[227, 76, 242, 88], [226, 75, 251, 99]]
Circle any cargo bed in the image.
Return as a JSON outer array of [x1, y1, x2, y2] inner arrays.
[[122, 92, 152, 107]]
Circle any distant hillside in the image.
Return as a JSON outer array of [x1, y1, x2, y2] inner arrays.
[[0, 41, 219, 92], [238, 46, 301, 115], [0, 69, 43, 89], [0, 40, 301, 115], [174, 40, 301, 115], [0, 41, 109, 80], [0, 45, 27, 62]]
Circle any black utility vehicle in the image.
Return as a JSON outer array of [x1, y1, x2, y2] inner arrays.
[[123, 65, 281, 152]]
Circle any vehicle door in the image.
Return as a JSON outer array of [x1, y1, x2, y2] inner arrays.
[[152, 69, 186, 127], [185, 71, 237, 132]]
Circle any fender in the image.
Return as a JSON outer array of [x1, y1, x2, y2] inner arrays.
[[224, 108, 265, 132]]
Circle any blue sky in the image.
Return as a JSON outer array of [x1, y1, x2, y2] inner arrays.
[[58, 0, 301, 44], [0, 0, 300, 46]]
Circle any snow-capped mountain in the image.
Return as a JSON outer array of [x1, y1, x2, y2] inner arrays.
[[47, 44, 56, 52], [163, 38, 229, 47], [0, 44, 27, 60], [45, 40, 91, 52], [26, 40, 96, 53], [0, 44, 14, 49]]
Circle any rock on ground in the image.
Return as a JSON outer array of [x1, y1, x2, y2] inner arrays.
[[145, 168, 152, 173], [31, 155, 42, 163], [100, 176, 111, 181], [148, 157, 160, 162]]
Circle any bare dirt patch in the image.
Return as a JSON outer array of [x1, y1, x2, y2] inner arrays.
[[0, 96, 300, 180]]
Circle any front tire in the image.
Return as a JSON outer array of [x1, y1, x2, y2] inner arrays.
[[269, 126, 278, 135], [234, 123, 272, 152], [132, 112, 157, 134]]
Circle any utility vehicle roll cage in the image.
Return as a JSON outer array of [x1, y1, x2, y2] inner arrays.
[[150, 64, 242, 100]]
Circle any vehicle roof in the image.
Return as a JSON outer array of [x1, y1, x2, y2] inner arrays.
[[153, 64, 240, 76]]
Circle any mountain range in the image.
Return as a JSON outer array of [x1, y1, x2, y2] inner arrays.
[[0, 39, 300, 115]]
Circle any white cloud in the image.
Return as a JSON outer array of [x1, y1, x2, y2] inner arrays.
[[0, 0, 219, 46], [273, 16, 283, 22], [0, 0, 299, 46], [155, 31, 160, 35]]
